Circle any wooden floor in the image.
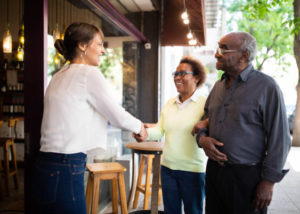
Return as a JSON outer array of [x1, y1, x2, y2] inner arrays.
[[2, 147, 300, 214], [0, 168, 24, 214]]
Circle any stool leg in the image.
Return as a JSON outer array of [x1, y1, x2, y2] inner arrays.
[[133, 155, 146, 209], [86, 173, 93, 214], [158, 175, 162, 206], [10, 142, 19, 189], [91, 175, 100, 214], [112, 178, 118, 214], [150, 154, 161, 214], [0, 163, 2, 200], [144, 155, 153, 210], [118, 172, 128, 214], [4, 142, 10, 196]]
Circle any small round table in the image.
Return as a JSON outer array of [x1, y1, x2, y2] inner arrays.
[[126, 142, 164, 214]]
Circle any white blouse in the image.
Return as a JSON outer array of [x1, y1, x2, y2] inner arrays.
[[40, 64, 142, 154]]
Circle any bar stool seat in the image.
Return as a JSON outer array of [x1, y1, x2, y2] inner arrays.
[[133, 154, 162, 210], [86, 162, 128, 214], [0, 118, 19, 197]]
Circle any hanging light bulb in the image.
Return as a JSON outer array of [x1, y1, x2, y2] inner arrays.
[[181, 10, 188, 20], [189, 39, 197, 46], [16, 44, 24, 61], [183, 19, 190, 25], [54, 53, 60, 65], [187, 31, 193, 39], [19, 22, 25, 45], [3, 25, 12, 53], [53, 23, 61, 41]]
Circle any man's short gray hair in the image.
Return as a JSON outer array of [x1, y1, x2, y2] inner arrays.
[[237, 32, 257, 62]]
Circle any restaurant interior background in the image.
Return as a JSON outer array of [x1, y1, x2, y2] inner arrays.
[[0, 0, 298, 213]]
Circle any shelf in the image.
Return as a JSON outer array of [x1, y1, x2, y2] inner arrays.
[[0, 91, 24, 96], [0, 115, 24, 121]]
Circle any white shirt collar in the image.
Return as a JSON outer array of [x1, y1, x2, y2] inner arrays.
[[175, 88, 201, 109]]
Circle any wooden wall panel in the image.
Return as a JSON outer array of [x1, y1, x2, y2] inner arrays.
[[0, 0, 24, 43], [48, 0, 102, 36]]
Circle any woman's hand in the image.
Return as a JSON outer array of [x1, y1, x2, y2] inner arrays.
[[132, 123, 148, 142], [191, 118, 209, 136]]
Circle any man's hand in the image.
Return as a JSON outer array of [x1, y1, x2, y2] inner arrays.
[[132, 123, 148, 142], [254, 179, 274, 211], [191, 118, 209, 136], [198, 136, 227, 162]]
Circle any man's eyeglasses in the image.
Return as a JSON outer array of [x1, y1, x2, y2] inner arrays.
[[172, 70, 194, 77], [216, 47, 239, 55]]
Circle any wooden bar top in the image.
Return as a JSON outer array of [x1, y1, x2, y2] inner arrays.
[[125, 142, 164, 152]]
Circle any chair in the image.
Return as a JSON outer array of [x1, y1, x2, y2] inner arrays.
[[133, 154, 162, 210], [0, 118, 20, 196], [86, 162, 128, 214]]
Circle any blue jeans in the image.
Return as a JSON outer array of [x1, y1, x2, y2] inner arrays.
[[31, 152, 87, 214], [161, 165, 205, 214]]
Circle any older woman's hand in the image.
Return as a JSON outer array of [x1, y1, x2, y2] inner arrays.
[[191, 118, 209, 136]]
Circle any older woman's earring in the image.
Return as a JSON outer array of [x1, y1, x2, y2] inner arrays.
[[84, 51, 86, 56]]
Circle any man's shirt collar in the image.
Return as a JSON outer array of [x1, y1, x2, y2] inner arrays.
[[221, 64, 254, 82]]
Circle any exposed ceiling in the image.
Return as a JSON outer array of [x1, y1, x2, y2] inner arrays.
[[109, 0, 159, 13], [71, 0, 215, 46], [161, 0, 206, 46]]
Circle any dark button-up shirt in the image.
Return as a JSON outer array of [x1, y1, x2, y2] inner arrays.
[[202, 64, 291, 182]]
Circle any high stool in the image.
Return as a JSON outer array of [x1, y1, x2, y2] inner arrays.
[[0, 120, 3, 200], [133, 154, 162, 210], [0, 118, 19, 196], [86, 162, 128, 214]]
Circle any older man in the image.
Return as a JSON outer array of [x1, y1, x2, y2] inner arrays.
[[195, 32, 291, 214]]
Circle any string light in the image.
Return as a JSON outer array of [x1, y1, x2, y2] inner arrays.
[[181, 11, 188, 20], [188, 39, 197, 46], [183, 19, 189, 25], [187, 31, 193, 39], [181, 0, 199, 46]]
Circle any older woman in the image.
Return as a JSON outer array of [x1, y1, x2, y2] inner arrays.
[[135, 56, 207, 214]]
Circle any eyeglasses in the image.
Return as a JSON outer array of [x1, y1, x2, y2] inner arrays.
[[172, 70, 194, 77], [216, 47, 239, 55]]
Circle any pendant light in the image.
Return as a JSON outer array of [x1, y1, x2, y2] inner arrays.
[[3, 0, 12, 53], [3, 26, 12, 53], [53, 23, 61, 41], [17, 21, 25, 61]]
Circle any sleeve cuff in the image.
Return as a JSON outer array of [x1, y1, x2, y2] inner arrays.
[[196, 128, 208, 148], [262, 166, 289, 182]]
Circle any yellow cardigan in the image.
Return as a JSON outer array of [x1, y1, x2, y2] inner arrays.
[[147, 95, 207, 173]]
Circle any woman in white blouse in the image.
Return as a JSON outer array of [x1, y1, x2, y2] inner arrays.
[[31, 22, 147, 214]]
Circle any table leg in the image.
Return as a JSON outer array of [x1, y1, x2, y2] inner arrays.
[[127, 152, 137, 208], [151, 154, 161, 214]]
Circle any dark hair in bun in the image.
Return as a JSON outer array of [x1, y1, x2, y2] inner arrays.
[[54, 39, 65, 56], [54, 22, 104, 61]]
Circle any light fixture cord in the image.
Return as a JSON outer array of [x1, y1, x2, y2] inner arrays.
[[6, 0, 9, 26]]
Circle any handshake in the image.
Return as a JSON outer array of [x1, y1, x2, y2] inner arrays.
[[132, 123, 154, 142]]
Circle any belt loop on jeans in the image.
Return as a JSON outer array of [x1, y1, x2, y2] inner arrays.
[[61, 154, 68, 163]]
